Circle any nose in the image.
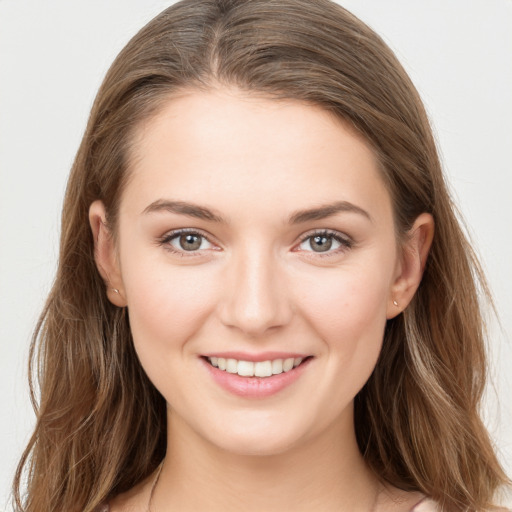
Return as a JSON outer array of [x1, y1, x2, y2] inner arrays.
[[218, 243, 292, 337]]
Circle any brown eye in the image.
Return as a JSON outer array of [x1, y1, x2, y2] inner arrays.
[[178, 233, 203, 251], [297, 230, 352, 256], [309, 235, 333, 252], [162, 230, 214, 254]]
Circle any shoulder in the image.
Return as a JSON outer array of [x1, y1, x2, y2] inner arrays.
[[410, 498, 512, 511], [410, 497, 441, 512], [375, 488, 438, 512]]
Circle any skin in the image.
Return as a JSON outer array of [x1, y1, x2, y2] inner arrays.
[[90, 87, 433, 511]]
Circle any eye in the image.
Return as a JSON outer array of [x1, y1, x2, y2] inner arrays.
[[159, 229, 216, 255], [297, 230, 353, 256]]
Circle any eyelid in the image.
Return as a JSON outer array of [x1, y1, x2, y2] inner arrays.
[[297, 228, 351, 241]]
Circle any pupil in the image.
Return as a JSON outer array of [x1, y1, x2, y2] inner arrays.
[[311, 235, 332, 252], [180, 234, 201, 251]]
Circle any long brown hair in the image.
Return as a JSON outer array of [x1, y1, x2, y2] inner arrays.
[[14, 1, 510, 510]]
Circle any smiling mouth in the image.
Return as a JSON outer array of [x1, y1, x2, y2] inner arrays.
[[203, 356, 312, 378]]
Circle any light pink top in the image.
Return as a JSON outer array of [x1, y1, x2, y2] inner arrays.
[[410, 497, 440, 511], [95, 496, 440, 511]]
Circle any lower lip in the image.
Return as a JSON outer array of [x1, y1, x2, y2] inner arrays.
[[201, 357, 313, 399]]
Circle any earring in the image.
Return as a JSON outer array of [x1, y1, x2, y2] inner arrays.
[[393, 300, 399, 307], [112, 288, 120, 294]]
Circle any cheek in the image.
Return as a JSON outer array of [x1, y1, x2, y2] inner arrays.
[[120, 254, 219, 350], [299, 264, 389, 327], [293, 269, 390, 423], [293, 264, 390, 371]]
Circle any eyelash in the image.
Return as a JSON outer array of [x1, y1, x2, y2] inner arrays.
[[157, 228, 353, 259]]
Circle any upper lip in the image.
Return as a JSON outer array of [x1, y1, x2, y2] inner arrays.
[[201, 351, 311, 362]]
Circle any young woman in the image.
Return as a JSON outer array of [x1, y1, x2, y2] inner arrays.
[[13, 0, 510, 511]]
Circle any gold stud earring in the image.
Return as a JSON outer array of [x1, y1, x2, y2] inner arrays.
[[393, 300, 399, 307], [112, 288, 120, 294]]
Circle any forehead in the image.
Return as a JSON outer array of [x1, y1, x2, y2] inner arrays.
[[122, 87, 392, 225]]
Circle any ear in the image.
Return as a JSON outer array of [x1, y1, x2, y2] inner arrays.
[[387, 213, 434, 319], [89, 200, 127, 307]]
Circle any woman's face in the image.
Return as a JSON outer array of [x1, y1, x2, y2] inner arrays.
[[93, 87, 421, 456]]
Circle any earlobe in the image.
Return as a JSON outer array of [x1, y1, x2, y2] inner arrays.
[[387, 213, 434, 319], [89, 200, 127, 307]]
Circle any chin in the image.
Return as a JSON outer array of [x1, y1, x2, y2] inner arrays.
[[204, 417, 310, 457], [216, 435, 300, 458]]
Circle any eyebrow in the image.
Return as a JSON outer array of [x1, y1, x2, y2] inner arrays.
[[142, 199, 372, 224], [289, 201, 372, 224]]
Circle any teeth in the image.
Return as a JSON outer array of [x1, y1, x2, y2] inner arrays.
[[254, 361, 272, 377], [237, 360, 255, 377], [283, 358, 294, 372], [271, 359, 283, 374], [226, 358, 238, 373], [208, 356, 305, 377]]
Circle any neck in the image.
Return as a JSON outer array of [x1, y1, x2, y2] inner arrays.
[[151, 408, 380, 512]]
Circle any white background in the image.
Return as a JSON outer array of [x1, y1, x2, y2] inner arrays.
[[0, 0, 511, 508]]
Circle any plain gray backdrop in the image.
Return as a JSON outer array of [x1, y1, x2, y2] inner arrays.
[[1, 0, 511, 508]]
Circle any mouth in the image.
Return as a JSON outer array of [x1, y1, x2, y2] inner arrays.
[[203, 355, 311, 378], [200, 354, 314, 398]]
